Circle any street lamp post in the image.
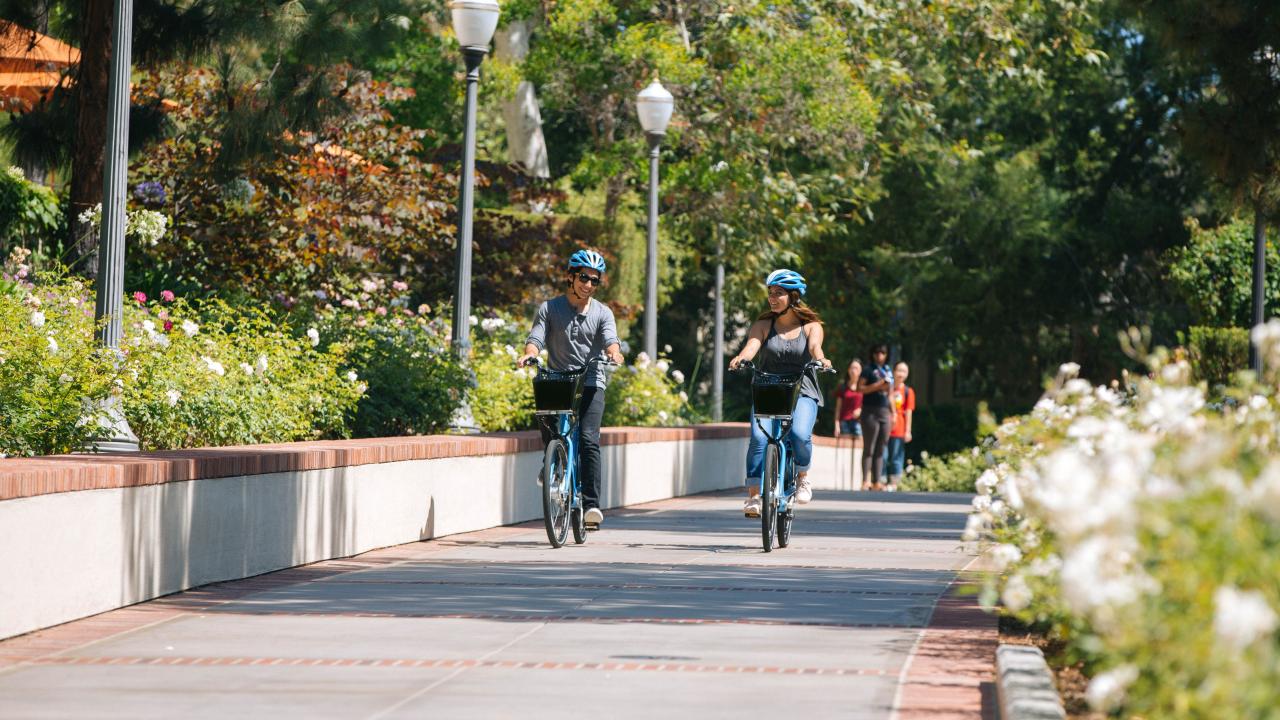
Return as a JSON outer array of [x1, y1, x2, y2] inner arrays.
[[449, 0, 500, 358], [88, 0, 139, 452], [635, 77, 673, 360]]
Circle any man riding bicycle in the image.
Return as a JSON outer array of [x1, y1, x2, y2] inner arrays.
[[519, 249, 625, 528]]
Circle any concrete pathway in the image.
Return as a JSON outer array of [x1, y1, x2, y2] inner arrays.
[[0, 490, 995, 719]]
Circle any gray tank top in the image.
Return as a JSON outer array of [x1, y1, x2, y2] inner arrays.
[[759, 319, 823, 406]]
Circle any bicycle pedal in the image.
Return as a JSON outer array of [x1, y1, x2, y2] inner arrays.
[[585, 522, 601, 531]]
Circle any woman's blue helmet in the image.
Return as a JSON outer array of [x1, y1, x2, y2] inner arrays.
[[568, 249, 607, 274], [765, 268, 807, 296]]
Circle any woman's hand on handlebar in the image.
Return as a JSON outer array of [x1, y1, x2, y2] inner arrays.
[[517, 354, 540, 370], [729, 356, 753, 372], [807, 359, 837, 374]]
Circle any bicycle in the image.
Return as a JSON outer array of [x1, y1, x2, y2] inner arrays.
[[525, 357, 616, 548], [732, 359, 836, 552]]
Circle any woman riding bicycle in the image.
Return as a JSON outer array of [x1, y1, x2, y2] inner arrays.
[[519, 249, 625, 527], [728, 269, 833, 517]]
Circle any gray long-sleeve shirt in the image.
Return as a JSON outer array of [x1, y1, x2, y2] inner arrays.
[[525, 296, 620, 388]]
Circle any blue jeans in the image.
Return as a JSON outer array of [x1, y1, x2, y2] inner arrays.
[[745, 395, 819, 486], [885, 436, 906, 477], [840, 419, 862, 436]]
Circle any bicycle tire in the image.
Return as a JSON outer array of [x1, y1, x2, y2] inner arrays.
[[778, 452, 795, 548], [761, 444, 779, 552], [542, 439, 571, 548], [571, 506, 587, 544], [777, 507, 793, 547]]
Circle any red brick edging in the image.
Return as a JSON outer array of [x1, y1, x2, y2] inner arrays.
[[0, 423, 753, 502]]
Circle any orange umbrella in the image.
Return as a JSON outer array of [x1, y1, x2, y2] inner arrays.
[[0, 22, 78, 109]]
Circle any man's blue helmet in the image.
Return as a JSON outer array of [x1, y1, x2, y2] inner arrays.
[[568, 249, 607, 274], [765, 268, 807, 296]]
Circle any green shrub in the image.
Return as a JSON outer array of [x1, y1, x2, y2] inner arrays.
[[603, 351, 693, 427], [304, 279, 468, 437], [468, 314, 536, 432], [121, 297, 362, 449], [900, 447, 987, 492], [1185, 325, 1249, 388], [0, 167, 62, 249], [0, 250, 118, 456]]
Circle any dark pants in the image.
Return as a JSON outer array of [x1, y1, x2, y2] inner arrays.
[[861, 405, 893, 486], [540, 386, 606, 510]]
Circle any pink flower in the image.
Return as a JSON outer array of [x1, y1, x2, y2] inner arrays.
[[157, 309, 169, 321], [160, 290, 175, 303], [132, 291, 147, 304], [375, 306, 388, 316], [392, 280, 408, 292], [163, 320, 174, 333]]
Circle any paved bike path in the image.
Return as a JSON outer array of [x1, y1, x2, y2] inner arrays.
[[0, 491, 995, 719]]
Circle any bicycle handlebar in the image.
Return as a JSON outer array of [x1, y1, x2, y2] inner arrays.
[[523, 357, 620, 373], [730, 359, 836, 374]]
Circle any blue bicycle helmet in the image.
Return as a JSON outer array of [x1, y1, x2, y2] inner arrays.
[[765, 268, 807, 297], [567, 249, 607, 274]]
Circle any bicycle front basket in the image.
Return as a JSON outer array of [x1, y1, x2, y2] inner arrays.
[[751, 373, 802, 417], [533, 370, 585, 413]]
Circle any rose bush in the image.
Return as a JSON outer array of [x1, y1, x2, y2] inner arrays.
[[0, 250, 362, 454], [963, 337, 1280, 718], [603, 351, 695, 427]]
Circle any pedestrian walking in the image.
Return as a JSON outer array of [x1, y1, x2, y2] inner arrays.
[[856, 345, 893, 490], [885, 361, 915, 491]]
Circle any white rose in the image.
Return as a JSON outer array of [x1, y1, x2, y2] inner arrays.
[[202, 357, 225, 376], [240, 363, 254, 376], [307, 327, 320, 347], [181, 320, 200, 337], [672, 370, 685, 384], [256, 354, 269, 373], [166, 390, 181, 407], [347, 370, 359, 382], [30, 310, 45, 327], [1213, 585, 1279, 651]]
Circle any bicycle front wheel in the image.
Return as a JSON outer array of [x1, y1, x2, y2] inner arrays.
[[761, 444, 779, 552], [542, 438, 571, 548]]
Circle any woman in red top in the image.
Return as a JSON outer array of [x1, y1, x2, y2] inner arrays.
[[833, 358, 864, 439]]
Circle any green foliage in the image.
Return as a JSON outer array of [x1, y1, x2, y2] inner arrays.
[[0, 167, 61, 249], [909, 403, 983, 463], [0, 251, 117, 456], [468, 315, 536, 432], [900, 448, 987, 493], [603, 352, 693, 426], [307, 290, 469, 439], [121, 298, 362, 450], [1185, 325, 1250, 389], [128, 69, 458, 303], [1165, 218, 1280, 328]]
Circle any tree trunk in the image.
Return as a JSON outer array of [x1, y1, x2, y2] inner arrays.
[[69, 0, 113, 275]]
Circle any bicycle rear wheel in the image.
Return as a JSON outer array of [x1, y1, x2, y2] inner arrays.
[[542, 439, 571, 548], [761, 444, 779, 552], [571, 505, 587, 544]]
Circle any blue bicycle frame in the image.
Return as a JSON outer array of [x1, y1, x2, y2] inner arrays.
[[539, 410, 583, 514], [754, 415, 796, 512]]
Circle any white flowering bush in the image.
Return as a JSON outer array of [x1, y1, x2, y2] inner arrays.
[[0, 249, 118, 456], [967, 340, 1280, 718], [468, 314, 537, 432], [603, 351, 694, 427], [77, 203, 170, 247], [122, 296, 362, 449]]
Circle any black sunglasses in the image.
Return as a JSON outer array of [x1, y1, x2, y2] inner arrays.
[[576, 273, 602, 286]]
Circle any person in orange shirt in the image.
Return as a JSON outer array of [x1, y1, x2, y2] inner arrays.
[[885, 361, 915, 490]]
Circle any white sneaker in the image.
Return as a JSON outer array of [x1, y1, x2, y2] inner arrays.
[[584, 507, 604, 525], [743, 495, 762, 517], [536, 469, 544, 487], [796, 476, 813, 504]]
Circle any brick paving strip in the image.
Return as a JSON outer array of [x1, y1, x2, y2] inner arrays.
[[891, 559, 999, 720]]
